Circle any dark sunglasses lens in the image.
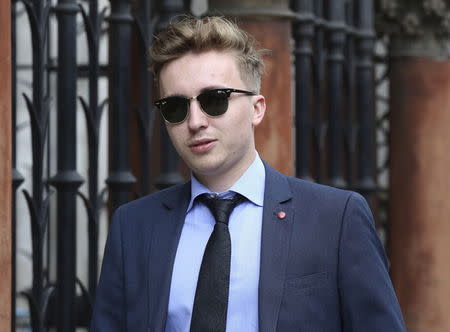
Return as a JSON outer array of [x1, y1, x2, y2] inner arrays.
[[198, 90, 228, 116], [160, 97, 188, 123]]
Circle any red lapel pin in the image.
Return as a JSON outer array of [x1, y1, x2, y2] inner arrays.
[[277, 211, 286, 220]]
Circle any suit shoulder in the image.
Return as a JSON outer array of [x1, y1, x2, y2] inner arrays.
[[281, 172, 352, 198], [288, 177, 372, 223], [264, 161, 360, 206], [114, 181, 190, 215]]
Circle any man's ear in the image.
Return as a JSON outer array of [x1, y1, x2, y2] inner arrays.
[[252, 95, 266, 126]]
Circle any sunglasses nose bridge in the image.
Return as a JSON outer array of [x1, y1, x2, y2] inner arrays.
[[185, 95, 208, 122], [187, 95, 204, 112], [186, 103, 210, 130]]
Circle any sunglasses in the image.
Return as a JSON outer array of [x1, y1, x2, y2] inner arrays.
[[154, 88, 256, 124]]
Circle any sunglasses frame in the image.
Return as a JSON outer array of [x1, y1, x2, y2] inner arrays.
[[154, 88, 256, 124]]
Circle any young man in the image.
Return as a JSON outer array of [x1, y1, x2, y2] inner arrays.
[[91, 16, 406, 331]]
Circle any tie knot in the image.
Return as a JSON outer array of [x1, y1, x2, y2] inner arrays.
[[197, 193, 244, 225]]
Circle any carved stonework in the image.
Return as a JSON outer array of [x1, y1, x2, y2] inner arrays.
[[376, 0, 450, 58], [376, 0, 450, 37]]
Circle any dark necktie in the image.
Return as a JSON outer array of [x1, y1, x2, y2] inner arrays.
[[190, 193, 244, 332]]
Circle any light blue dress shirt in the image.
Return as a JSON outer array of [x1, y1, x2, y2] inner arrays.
[[165, 154, 265, 332]]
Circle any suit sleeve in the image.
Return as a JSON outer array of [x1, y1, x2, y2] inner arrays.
[[338, 193, 406, 331], [90, 207, 126, 331]]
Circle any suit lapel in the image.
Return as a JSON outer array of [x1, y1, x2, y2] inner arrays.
[[147, 183, 190, 332], [259, 164, 294, 332]]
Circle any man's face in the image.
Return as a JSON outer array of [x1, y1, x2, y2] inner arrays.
[[159, 50, 265, 189]]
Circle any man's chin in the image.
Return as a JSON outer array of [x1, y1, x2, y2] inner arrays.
[[190, 161, 227, 178], [192, 166, 222, 178]]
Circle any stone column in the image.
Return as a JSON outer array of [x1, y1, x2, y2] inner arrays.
[[208, 0, 294, 176], [0, 0, 12, 330], [377, 1, 450, 331]]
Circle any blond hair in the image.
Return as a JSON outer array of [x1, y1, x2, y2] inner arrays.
[[150, 16, 266, 93]]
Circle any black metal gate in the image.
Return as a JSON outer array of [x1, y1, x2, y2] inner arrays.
[[11, 0, 380, 330]]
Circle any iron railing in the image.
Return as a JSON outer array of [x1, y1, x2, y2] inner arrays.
[[292, 0, 377, 193]]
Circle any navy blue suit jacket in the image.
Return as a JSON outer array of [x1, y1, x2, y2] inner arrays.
[[91, 163, 406, 331]]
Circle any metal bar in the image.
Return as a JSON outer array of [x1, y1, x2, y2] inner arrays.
[[16, 63, 110, 76], [32, 0, 43, 22], [50, 1, 84, 330], [81, 0, 102, 302], [45, 0, 53, 296], [312, 0, 325, 183], [29, 21, 42, 332], [356, 0, 376, 193], [87, 0, 100, 303], [135, 0, 154, 196], [292, 0, 314, 181], [344, 0, 356, 187], [106, 0, 136, 210], [154, 0, 187, 190], [30, 1, 45, 209], [326, 0, 347, 188], [20, 1, 52, 330]]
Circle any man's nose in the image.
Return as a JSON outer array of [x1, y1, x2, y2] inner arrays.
[[187, 99, 209, 130]]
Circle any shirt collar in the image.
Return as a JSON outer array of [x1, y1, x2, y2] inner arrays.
[[187, 153, 266, 212]]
